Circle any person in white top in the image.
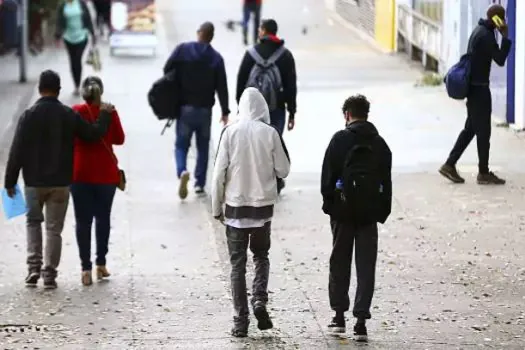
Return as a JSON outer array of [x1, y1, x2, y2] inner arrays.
[[211, 87, 290, 338]]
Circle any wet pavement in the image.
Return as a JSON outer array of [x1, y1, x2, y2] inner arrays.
[[1, 0, 525, 348]]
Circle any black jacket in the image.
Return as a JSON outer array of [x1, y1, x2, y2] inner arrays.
[[236, 37, 297, 116], [163, 41, 230, 116], [55, 0, 94, 40], [468, 19, 511, 85], [4, 97, 111, 189], [321, 120, 392, 224]]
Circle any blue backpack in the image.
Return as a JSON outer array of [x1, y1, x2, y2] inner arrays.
[[444, 54, 471, 100]]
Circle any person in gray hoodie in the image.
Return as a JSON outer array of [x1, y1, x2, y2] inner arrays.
[[211, 87, 290, 337]]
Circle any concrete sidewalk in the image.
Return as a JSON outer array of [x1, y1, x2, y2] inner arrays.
[[0, 0, 524, 348]]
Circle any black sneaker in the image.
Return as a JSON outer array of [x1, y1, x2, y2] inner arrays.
[[25, 272, 40, 287], [439, 164, 465, 183], [195, 186, 205, 195], [477, 171, 506, 185], [253, 302, 273, 330], [43, 279, 57, 290], [231, 327, 248, 338], [327, 316, 346, 334], [353, 322, 368, 342]]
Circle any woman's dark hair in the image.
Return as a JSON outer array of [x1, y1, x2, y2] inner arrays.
[[81, 76, 104, 103], [342, 94, 370, 120]]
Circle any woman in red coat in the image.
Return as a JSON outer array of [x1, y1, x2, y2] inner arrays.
[[71, 76, 125, 286]]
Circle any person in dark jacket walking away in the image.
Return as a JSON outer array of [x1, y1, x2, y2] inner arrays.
[[3, 70, 113, 289], [236, 19, 297, 193], [163, 22, 230, 199], [321, 95, 392, 342], [439, 4, 511, 185], [71, 76, 125, 286], [55, 0, 96, 96], [242, 0, 261, 46]]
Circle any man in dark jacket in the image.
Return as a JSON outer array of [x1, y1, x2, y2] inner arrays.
[[440, 4, 511, 185], [163, 21, 230, 199], [242, 0, 262, 45], [321, 94, 392, 342], [236, 19, 297, 193], [4, 70, 113, 289]]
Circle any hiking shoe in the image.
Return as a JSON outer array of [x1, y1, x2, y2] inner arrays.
[[439, 164, 465, 183], [253, 302, 273, 331], [25, 272, 40, 287], [477, 172, 506, 185], [327, 316, 346, 334], [43, 279, 57, 290], [353, 322, 368, 342], [178, 171, 190, 199]]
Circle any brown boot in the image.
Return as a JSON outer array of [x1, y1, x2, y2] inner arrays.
[[81, 271, 93, 286], [439, 164, 465, 183], [477, 172, 505, 185], [96, 266, 111, 280]]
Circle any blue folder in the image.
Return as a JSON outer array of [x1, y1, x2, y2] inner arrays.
[[1, 185, 27, 220]]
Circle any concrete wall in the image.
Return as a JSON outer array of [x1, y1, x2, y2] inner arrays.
[[335, 0, 376, 38]]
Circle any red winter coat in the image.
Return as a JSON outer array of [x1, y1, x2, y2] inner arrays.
[[72, 103, 125, 184]]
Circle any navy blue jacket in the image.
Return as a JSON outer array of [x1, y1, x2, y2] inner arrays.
[[164, 41, 230, 116]]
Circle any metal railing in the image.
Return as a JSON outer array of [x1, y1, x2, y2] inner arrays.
[[397, 4, 442, 61]]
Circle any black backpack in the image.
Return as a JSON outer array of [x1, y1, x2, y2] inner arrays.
[[341, 133, 382, 224], [148, 69, 179, 121]]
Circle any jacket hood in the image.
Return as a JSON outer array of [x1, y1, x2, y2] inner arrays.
[[346, 120, 379, 137], [479, 18, 496, 30], [238, 87, 270, 123]]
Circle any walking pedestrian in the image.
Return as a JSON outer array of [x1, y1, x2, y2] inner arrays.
[[321, 95, 392, 342], [71, 76, 125, 286], [439, 4, 511, 185], [242, 0, 261, 46], [3, 70, 113, 289], [163, 21, 230, 199], [236, 19, 297, 194], [92, 0, 111, 37], [211, 88, 290, 338], [55, 0, 96, 96]]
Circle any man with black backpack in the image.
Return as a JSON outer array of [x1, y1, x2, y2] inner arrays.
[[321, 95, 392, 342], [236, 19, 297, 194]]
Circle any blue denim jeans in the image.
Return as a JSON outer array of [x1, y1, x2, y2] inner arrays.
[[270, 108, 286, 136], [175, 105, 212, 188], [242, 3, 261, 44], [70, 184, 117, 271]]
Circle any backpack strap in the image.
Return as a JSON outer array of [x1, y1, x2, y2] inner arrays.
[[248, 46, 286, 67]]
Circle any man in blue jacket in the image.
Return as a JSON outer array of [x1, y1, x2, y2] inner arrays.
[[163, 22, 230, 199]]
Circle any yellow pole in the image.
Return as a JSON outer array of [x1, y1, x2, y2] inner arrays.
[[374, 0, 395, 52]]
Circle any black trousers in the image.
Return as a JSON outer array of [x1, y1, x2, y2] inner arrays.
[[446, 86, 492, 174], [329, 220, 378, 320], [64, 39, 87, 88]]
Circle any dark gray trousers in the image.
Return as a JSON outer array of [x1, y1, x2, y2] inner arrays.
[[226, 222, 271, 328], [329, 220, 378, 320]]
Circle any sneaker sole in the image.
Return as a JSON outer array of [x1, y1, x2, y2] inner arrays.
[[354, 334, 368, 342], [477, 180, 505, 185], [438, 169, 465, 184], [254, 306, 273, 331], [179, 172, 190, 199], [43, 284, 57, 290], [328, 327, 346, 334], [25, 283, 38, 288]]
